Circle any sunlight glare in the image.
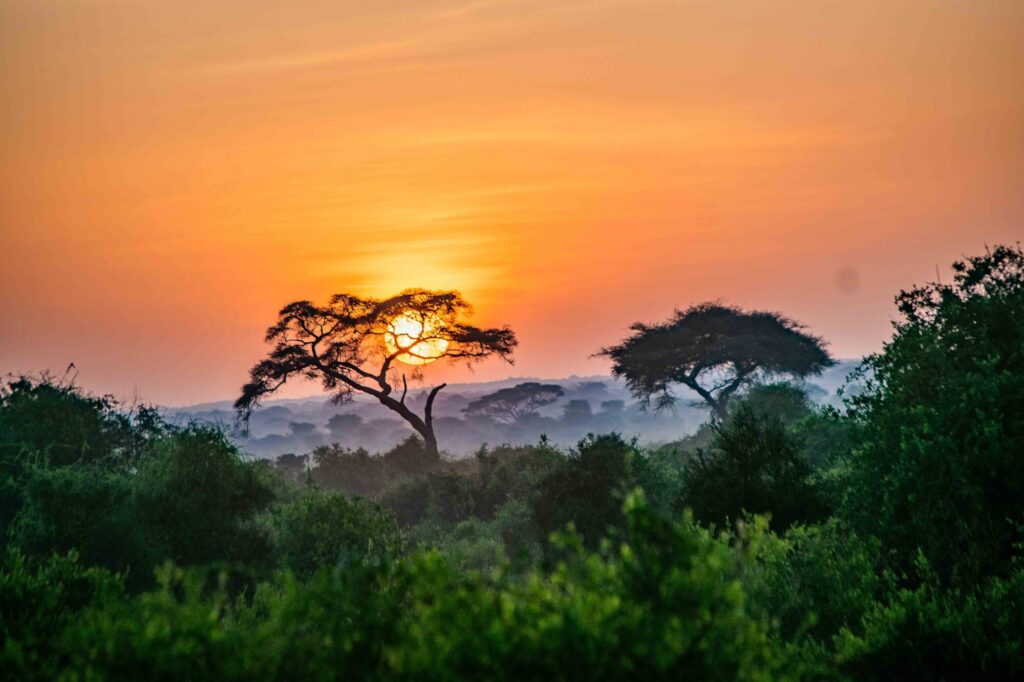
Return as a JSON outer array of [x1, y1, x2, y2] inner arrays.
[[383, 310, 450, 365]]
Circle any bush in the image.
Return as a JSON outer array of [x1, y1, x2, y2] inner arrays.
[[309, 444, 385, 497], [60, 564, 248, 681], [736, 518, 887, 644], [840, 244, 1024, 585], [532, 434, 635, 548], [50, 495, 795, 681], [741, 382, 814, 425], [405, 517, 507, 573], [0, 550, 123, 681], [273, 491, 400, 576], [0, 376, 158, 469], [381, 436, 441, 479], [387, 493, 795, 680], [134, 427, 275, 570], [8, 466, 154, 581], [835, 568, 1024, 679], [679, 405, 828, 531], [381, 469, 477, 529], [631, 445, 687, 515], [405, 498, 542, 573], [471, 443, 562, 520]]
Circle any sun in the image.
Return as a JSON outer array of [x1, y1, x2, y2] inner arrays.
[[384, 310, 450, 365]]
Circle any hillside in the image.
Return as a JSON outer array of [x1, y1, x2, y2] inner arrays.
[[166, 361, 862, 458]]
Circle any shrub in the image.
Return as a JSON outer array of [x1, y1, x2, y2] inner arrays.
[[736, 518, 887, 643], [60, 564, 248, 681], [273, 491, 400, 576], [388, 493, 796, 680], [0, 550, 123, 681], [679, 405, 828, 531], [835, 568, 1024, 679], [134, 427, 275, 570], [840, 244, 1024, 585], [0, 376, 158, 469], [471, 443, 562, 520], [532, 434, 635, 547], [8, 466, 153, 581]]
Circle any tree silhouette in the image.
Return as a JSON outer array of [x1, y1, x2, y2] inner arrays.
[[463, 382, 564, 424], [236, 289, 516, 455], [600, 303, 833, 421], [561, 399, 593, 424], [679, 403, 828, 531]]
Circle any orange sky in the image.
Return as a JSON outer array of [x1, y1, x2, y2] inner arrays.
[[1, 0, 1022, 405]]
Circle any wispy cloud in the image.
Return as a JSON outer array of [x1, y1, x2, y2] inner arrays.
[[204, 40, 422, 76], [429, 0, 522, 20]]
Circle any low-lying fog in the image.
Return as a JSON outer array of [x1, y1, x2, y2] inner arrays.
[[166, 361, 861, 458]]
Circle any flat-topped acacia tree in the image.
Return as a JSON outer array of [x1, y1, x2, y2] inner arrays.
[[236, 289, 517, 455], [463, 382, 565, 424], [599, 303, 833, 421]]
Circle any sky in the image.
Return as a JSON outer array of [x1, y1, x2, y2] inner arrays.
[[1, 0, 1022, 406]]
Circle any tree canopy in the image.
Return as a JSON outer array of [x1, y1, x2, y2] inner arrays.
[[236, 289, 517, 454], [841, 243, 1024, 584], [680, 402, 828, 531], [462, 382, 564, 424], [600, 303, 833, 420]]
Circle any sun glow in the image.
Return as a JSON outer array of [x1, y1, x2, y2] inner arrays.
[[383, 311, 450, 365]]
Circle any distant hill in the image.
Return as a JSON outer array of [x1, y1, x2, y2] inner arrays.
[[165, 361, 863, 459]]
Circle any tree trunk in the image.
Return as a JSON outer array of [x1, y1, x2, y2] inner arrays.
[[421, 428, 439, 457], [373, 383, 446, 457]]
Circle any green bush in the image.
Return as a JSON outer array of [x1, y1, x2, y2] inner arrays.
[[273, 491, 400, 576], [405, 517, 508, 573], [55, 494, 793, 681], [388, 493, 795, 680], [60, 564, 248, 681], [679, 405, 828, 531], [840, 244, 1024, 585], [741, 382, 814, 426], [405, 498, 541, 573], [0, 376, 159, 469], [0, 550, 123, 681], [835, 568, 1024, 679], [735, 518, 887, 644], [309, 444, 385, 497], [134, 427, 275, 570], [471, 442, 562, 519], [8, 466, 154, 581], [381, 469, 477, 528], [531, 434, 637, 548]]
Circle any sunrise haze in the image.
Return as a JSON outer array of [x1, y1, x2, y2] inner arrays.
[[2, 0, 1022, 405]]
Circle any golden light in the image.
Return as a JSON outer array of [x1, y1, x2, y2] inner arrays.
[[383, 311, 450, 365]]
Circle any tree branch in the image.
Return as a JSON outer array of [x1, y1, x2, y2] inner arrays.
[[424, 383, 447, 429]]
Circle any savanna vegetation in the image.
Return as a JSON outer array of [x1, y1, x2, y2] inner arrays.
[[2, 245, 1022, 680]]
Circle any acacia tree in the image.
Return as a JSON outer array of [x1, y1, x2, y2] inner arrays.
[[462, 382, 564, 424], [599, 303, 833, 421], [236, 289, 517, 455]]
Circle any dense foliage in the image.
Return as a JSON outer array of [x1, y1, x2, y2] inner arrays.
[[2, 244, 1022, 679], [841, 244, 1024, 586]]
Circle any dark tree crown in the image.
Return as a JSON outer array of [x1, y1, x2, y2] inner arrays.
[[895, 242, 1024, 325], [599, 302, 833, 416], [463, 382, 564, 424]]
